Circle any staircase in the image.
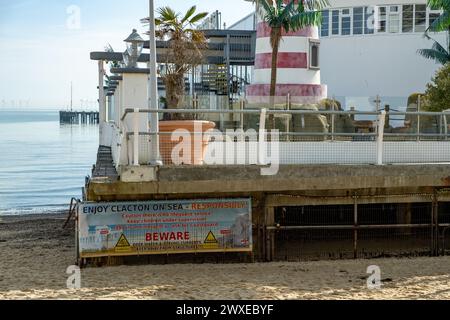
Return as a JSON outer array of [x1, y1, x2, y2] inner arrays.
[[92, 146, 118, 181], [201, 64, 228, 96]]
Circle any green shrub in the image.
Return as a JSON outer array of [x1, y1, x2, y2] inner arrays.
[[424, 63, 450, 112], [319, 98, 342, 111], [407, 93, 424, 107]]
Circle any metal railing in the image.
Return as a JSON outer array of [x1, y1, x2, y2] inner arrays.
[[115, 108, 450, 167]]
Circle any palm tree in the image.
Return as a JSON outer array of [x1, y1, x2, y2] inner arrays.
[[418, 0, 450, 64], [104, 44, 121, 68], [427, 0, 450, 32], [142, 6, 208, 118], [255, 0, 329, 109], [254, 0, 328, 130], [418, 33, 450, 64]]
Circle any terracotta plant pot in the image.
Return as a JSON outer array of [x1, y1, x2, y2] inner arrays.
[[159, 120, 216, 165]]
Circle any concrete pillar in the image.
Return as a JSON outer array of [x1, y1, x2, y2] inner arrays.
[[264, 206, 275, 261], [106, 95, 112, 122], [246, 0, 327, 106], [114, 81, 122, 126], [252, 196, 265, 262], [118, 70, 150, 132], [98, 61, 107, 146]]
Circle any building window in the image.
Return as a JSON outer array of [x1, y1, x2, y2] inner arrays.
[[429, 10, 441, 30], [332, 10, 340, 35], [377, 6, 387, 33], [318, 4, 439, 38], [402, 5, 414, 32], [341, 8, 352, 35], [364, 6, 375, 34], [309, 40, 320, 69], [321, 10, 329, 37], [415, 4, 427, 32], [389, 6, 400, 33], [353, 7, 364, 35]]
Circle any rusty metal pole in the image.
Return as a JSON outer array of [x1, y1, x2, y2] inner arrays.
[[265, 206, 275, 262], [430, 197, 434, 257], [433, 190, 439, 256], [353, 195, 358, 259]]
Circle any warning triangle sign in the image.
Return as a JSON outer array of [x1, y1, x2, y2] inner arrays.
[[204, 231, 218, 244], [115, 234, 132, 252]]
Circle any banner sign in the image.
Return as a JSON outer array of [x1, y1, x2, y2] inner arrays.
[[77, 198, 252, 258]]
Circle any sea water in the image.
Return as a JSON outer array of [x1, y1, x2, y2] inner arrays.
[[0, 109, 98, 215]]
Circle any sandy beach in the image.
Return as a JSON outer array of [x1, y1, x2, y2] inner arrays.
[[0, 214, 450, 300]]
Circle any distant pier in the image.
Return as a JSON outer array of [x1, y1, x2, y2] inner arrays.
[[59, 111, 99, 124]]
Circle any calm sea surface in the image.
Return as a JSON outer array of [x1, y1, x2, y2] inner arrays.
[[0, 109, 98, 215]]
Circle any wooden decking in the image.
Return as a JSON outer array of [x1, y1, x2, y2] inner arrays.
[[92, 146, 118, 181]]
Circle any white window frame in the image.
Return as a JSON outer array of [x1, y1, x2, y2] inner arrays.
[[374, 5, 388, 34], [319, 5, 445, 37], [401, 4, 415, 33], [341, 8, 352, 36], [427, 7, 443, 30], [320, 9, 331, 37], [331, 9, 340, 36], [364, 6, 376, 35], [388, 5, 400, 33], [352, 6, 365, 35], [414, 3, 427, 33]]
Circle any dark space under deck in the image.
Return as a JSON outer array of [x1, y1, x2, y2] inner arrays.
[[85, 149, 450, 263]]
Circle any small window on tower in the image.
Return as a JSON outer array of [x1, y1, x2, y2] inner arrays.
[[309, 40, 320, 69]]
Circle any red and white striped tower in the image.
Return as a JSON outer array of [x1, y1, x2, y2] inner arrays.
[[246, 0, 327, 105]]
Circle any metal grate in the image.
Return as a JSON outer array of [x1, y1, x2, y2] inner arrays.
[[272, 203, 435, 261]]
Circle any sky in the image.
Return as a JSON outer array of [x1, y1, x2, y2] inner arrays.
[[0, 0, 255, 109]]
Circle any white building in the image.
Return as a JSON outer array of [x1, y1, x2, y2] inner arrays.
[[230, 0, 448, 110]]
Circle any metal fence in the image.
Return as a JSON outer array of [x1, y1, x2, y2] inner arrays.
[[110, 108, 450, 168], [269, 202, 449, 262]]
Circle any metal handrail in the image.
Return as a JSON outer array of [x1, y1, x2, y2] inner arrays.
[[127, 131, 448, 137], [121, 108, 381, 121], [117, 108, 450, 166], [266, 224, 433, 231], [121, 107, 450, 140], [121, 107, 450, 121]]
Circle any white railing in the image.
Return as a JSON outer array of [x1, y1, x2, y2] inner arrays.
[[115, 109, 450, 167]]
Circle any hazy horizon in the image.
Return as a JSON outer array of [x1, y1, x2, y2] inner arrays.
[[0, 0, 255, 109]]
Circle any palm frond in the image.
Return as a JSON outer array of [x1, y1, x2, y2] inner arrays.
[[258, 0, 274, 16], [157, 6, 178, 23], [431, 39, 449, 54], [427, 0, 450, 10], [189, 12, 209, 24], [181, 5, 196, 23], [428, 11, 450, 32], [279, 0, 296, 21], [424, 32, 450, 52], [417, 48, 450, 64], [291, 10, 323, 29], [418, 33, 450, 64], [426, 0, 450, 32], [104, 43, 114, 53], [303, 0, 330, 10]]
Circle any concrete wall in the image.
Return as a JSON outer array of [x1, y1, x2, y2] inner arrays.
[[87, 164, 450, 202], [321, 32, 447, 100]]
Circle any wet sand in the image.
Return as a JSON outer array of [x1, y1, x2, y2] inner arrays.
[[0, 214, 449, 300]]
